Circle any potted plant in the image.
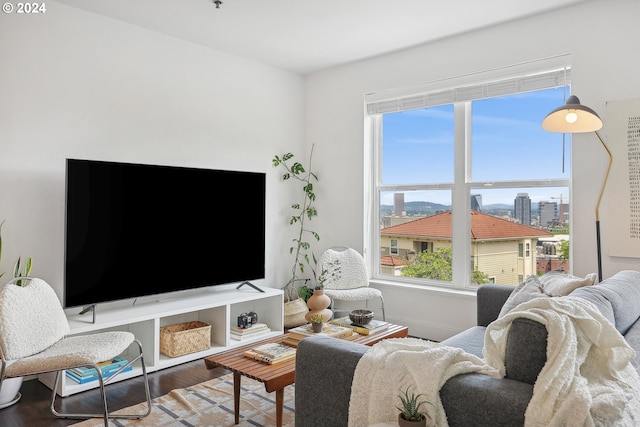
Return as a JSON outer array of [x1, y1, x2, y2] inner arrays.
[[273, 145, 321, 328], [396, 386, 433, 427], [309, 313, 324, 333], [0, 220, 33, 408], [297, 258, 341, 302], [0, 220, 32, 285]]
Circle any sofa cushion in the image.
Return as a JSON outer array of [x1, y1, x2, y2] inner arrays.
[[538, 270, 597, 296], [441, 326, 485, 359], [498, 275, 548, 318], [570, 270, 640, 335]]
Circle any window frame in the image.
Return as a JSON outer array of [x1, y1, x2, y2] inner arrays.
[[364, 56, 572, 290]]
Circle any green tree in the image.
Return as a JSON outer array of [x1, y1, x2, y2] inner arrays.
[[402, 246, 489, 284], [558, 239, 569, 260], [471, 269, 490, 285], [401, 247, 452, 281]]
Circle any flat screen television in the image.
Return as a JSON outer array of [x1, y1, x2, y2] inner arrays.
[[64, 158, 266, 308]]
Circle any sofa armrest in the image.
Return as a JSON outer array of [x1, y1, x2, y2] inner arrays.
[[295, 335, 368, 427], [441, 373, 532, 427], [477, 284, 514, 326]]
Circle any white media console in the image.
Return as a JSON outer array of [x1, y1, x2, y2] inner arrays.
[[39, 285, 284, 396]]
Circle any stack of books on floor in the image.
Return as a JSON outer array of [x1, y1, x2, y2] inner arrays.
[[282, 322, 357, 347], [328, 317, 390, 335], [230, 322, 271, 341], [243, 342, 297, 365], [66, 356, 132, 384]]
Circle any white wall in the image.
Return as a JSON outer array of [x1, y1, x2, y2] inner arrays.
[[3, 0, 639, 342], [0, 2, 305, 301], [305, 0, 640, 340]]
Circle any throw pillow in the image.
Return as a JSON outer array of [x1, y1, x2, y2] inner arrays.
[[498, 275, 548, 318], [538, 270, 597, 297]]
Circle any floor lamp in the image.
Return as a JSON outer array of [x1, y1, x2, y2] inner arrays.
[[542, 95, 612, 282]]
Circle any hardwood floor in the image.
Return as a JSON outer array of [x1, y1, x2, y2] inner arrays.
[[0, 359, 229, 427]]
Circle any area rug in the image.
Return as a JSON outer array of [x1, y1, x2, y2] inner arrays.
[[71, 373, 295, 427]]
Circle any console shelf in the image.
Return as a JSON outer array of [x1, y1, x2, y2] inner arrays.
[[39, 285, 284, 396]]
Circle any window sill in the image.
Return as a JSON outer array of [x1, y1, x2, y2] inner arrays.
[[369, 278, 477, 300]]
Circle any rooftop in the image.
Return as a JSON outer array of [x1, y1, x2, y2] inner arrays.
[[381, 210, 552, 241]]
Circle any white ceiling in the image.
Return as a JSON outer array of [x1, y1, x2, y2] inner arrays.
[[55, 0, 587, 75]]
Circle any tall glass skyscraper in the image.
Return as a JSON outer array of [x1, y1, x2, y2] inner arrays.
[[514, 193, 531, 226]]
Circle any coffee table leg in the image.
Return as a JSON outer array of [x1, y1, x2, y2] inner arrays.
[[233, 371, 241, 425], [275, 387, 284, 427]]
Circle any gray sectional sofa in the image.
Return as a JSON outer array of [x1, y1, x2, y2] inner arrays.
[[294, 270, 640, 427]]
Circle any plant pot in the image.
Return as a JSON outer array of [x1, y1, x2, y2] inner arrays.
[[0, 376, 23, 409], [305, 289, 332, 322], [398, 413, 426, 427], [311, 322, 323, 333]]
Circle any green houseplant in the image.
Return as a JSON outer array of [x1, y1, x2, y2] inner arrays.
[[273, 145, 321, 327], [0, 221, 32, 285], [297, 258, 341, 302], [396, 386, 433, 426], [0, 220, 34, 408], [309, 313, 324, 333]]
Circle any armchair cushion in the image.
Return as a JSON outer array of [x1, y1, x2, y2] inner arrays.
[[0, 278, 69, 359]]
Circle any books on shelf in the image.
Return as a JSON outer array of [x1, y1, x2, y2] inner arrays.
[[230, 322, 271, 341], [287, 323, 354, 341], [328, 317, 390, 335], [66, 356, 129, 378], [242, 342, 296, 365], [67, 366, 133, 384], [66, 356, 132, 385]]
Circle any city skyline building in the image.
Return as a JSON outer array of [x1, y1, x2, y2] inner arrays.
[[514, 193, 532, 226], [471, 194, 483, 212], [539, 201, 558, 227]]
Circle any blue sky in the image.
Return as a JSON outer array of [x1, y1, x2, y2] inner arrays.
[[381, 87, 571, 206]]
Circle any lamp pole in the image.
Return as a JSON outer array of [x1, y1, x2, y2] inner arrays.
[[594, 130, 613, 283], [541, 95, 609, 283]]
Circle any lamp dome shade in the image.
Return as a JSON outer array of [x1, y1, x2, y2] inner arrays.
[[542, 95, 603, 133]]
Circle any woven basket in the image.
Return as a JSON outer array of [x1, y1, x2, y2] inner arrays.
[[160, 321, 211, 358], [284, 298, 309, 328]]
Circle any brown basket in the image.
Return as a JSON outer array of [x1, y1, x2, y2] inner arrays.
[[160, 321, 211, 357]]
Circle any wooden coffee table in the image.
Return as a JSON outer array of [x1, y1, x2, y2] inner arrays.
[[204, 324, 408, 427]]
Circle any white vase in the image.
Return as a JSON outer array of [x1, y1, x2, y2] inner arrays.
[[0, 376, 23, 408]]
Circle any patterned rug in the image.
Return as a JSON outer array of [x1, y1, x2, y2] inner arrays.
[[71, 373, 295, 427]]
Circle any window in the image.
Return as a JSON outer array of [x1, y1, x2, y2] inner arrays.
[[366, 57, 572, 290], [390, 239, 398, 255]]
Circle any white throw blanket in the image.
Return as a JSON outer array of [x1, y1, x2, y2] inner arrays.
[[347, 338, 500, 426], [485, 296, 640, 427], [348, 296, 640, 427]]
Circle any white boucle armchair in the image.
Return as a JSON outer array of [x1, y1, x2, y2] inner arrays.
[[317, 247, 385, 320], [0, 277, 151, 426]]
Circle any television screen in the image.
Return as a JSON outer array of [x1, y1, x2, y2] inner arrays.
[[64, 159, 266, 308]]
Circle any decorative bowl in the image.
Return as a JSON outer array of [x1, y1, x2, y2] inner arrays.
[[349, 309, 374, 326]]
